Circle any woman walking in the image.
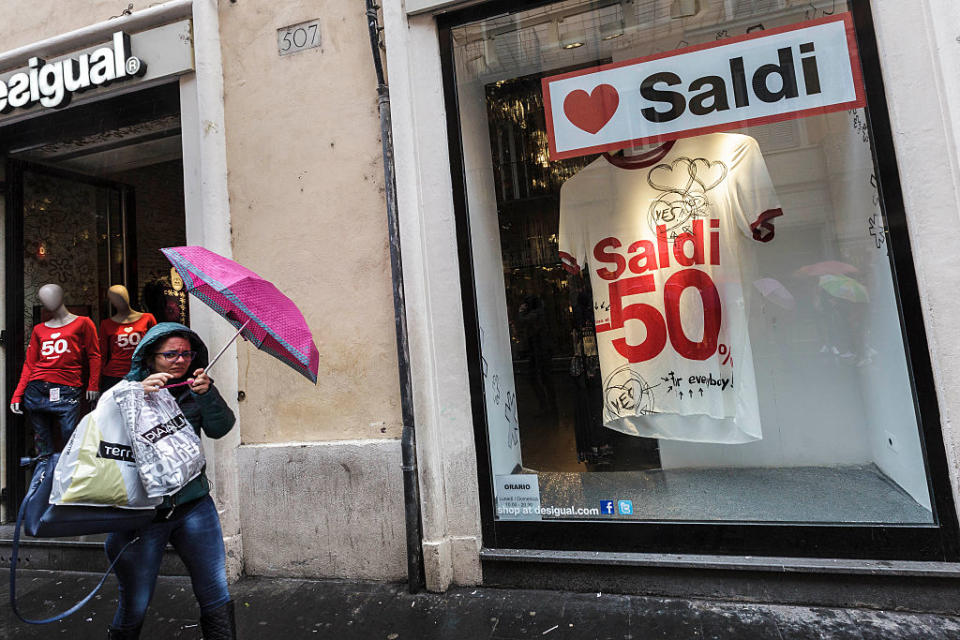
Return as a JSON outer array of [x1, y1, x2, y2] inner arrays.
[[105, 322, 237, 639]]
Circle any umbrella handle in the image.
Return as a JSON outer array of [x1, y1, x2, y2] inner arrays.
[[204, 319, 251, 379]]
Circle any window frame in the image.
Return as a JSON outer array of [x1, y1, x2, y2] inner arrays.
[[437, 0, 960, 560]]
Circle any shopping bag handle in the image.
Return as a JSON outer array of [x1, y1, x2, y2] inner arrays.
[[8, 472, 141, 625]]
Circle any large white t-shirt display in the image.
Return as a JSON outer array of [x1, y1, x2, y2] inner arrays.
[[558, 133, 781, 444]]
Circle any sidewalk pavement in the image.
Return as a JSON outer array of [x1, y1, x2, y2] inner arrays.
[[3, 569, 960, 639]]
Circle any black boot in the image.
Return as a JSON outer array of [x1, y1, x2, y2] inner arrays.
[[107, 623, 142, 639], [200, 600, 237, 639]]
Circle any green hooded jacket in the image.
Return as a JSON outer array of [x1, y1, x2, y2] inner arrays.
[[125, 322, 236, 509]]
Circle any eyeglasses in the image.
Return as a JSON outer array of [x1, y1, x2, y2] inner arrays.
[[157, 350, 197, 362]]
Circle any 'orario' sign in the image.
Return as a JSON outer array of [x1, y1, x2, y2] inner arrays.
[[0, 32, 146, 113], [542, 13, 865, 160]]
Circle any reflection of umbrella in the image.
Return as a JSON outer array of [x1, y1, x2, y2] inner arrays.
[[161, 246, 320, 384], [795, 261, 859, 277], [753, 278, 796, 310], [818, 274, 870, 303]]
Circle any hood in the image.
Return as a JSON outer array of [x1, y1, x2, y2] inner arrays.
[[124, 322, 210, 382]]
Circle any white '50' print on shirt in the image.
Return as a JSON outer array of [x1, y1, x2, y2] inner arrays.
[[116, 333, 141, 349], [41, 339, 68, 356]]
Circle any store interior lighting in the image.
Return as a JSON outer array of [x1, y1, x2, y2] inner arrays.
[[600, 14, 625, 40], [556, 18, 585, 49]]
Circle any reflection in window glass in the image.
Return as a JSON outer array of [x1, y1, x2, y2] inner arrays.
[[23, 170, 112, 333], [452, 0, 935, 524]]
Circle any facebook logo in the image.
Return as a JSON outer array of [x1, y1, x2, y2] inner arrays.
[[618, 500, 634, 515], [600, 500, 615, 515]]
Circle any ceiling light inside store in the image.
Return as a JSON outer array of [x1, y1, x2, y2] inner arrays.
[[556, 18, 585, 49], [600, 15, 625, 40]]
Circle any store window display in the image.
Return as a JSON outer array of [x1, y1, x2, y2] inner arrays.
[[450, 0, 936, 525], [142, 273, 189, 325], [559, 133, 781, 444], [1, 86, 192, 510], [100, 284, 158, 391], [9, 283, 101, 457]]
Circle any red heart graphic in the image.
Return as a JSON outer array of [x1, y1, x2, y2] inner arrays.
[[563, 84, 620, 134]]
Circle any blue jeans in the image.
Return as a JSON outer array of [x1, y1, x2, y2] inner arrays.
[[22, 381, 81, 457], [104, 495, 231, 630]]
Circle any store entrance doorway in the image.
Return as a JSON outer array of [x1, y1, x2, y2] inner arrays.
[[2, 82, 186, 516]]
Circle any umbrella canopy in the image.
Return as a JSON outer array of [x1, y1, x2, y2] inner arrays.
[[818, 274, 870, 304], [161, 246, 320, 384], [753, 277, 796, 310], [795, 261, 859, 277]]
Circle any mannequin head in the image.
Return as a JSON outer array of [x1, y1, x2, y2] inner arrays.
[[108, 284, 131, 313], [37, 284, 65, 312]]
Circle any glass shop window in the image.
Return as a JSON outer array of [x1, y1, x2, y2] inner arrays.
[[451, 0, 936, 524]]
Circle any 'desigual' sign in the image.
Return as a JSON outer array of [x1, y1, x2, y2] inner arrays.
[[0, 20, 195, 126], [542, 13, 865, 160], [0, 32, 146, 113]]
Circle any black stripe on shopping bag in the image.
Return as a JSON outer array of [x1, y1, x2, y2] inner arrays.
[[97, 441, 135, 462]]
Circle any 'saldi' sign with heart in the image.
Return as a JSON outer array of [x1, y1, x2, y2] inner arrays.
[[542, 13, 865, 160]]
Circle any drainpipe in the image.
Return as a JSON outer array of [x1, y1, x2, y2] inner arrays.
[[365, 0, 425, 594]]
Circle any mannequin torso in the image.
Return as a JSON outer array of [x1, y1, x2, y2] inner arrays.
[[11, 283, 102, 415], [100, 286, 156, 380]]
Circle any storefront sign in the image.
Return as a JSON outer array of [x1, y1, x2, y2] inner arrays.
[[0, 19, 194, 124], [494, 474, 542, 521], [542, 14, 865, 160], [0, 32, 144, 113]]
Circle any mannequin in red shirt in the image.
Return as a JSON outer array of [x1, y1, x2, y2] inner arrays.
[[9, 284, 101, 457], [100, 284, 157, 391]]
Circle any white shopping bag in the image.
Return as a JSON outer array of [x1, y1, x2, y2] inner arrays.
[[113, 381, 206, 499], [50, 386, 161, 509]]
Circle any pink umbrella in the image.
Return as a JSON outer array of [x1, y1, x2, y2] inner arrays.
[[161, 246, 320, 384], [753, 278, 796, 310]]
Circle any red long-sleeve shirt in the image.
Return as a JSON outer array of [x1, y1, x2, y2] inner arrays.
[[13, 316, 102, 403], [99, 313, 157, 377]]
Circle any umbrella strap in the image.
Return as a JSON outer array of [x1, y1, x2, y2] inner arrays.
[[166, 319, 250, 389]]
